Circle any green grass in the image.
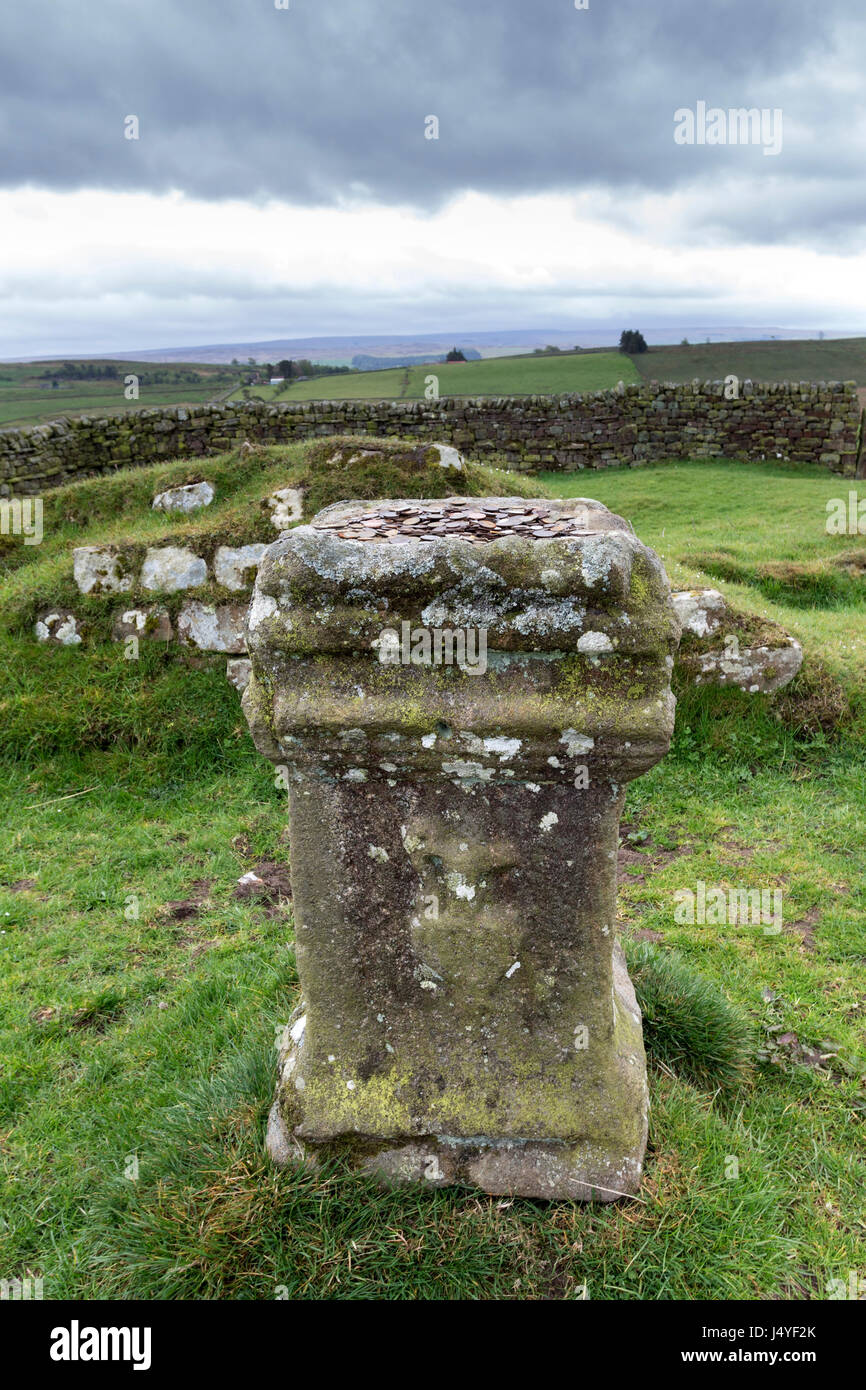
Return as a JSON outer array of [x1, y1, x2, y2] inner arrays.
[[0, 447, 864, 1300], [244, 350, 638, 403], [0, 360, 238, 428], [631, 337, 866, 386], [626, 941, 755, 1091], [540, 458, 866, 694]]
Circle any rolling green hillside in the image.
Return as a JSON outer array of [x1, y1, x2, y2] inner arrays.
[[245, 350, 639, 403], [632, 337, 866, 387]]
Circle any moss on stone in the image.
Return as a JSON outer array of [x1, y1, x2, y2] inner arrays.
[[296, 435, 545, 518]]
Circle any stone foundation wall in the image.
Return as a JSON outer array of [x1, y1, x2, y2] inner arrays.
[[1, 380, 862, 495]]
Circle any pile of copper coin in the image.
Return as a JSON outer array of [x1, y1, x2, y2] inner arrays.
[[313, 501, 598, 545]]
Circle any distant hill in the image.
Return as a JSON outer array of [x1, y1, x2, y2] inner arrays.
[[351, 349, 482, 369], [7, 325, 864, 367], [19, 331, 586, 367]]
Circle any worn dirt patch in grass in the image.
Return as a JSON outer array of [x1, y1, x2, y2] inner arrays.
[[788, 906, 822, 951], [617, 825, 694, 886], [630, 927, 666, 944], [163, 878, 212, 923], [233, 860, 292, 917]]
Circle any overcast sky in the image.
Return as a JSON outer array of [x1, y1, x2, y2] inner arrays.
[[1, 0, 864, 357]]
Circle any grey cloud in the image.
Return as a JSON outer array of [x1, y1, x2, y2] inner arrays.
[[0, 0, 863, 242]]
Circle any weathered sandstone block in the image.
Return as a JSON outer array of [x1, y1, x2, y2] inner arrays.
[[266, 486, 305, 531], [672, 588, 727, 638], [141, 546, 207, 592], [177, 600, 247, 653], [152, 480, 215, 513], [685, 637, 803, 694], [111, 606, 173, 643], [214, 543, 268, 590], [674, 588, 803, 693], [226, 656, 253, 693], [243, 496, 679, 1199], [73, 546, 134, 595]]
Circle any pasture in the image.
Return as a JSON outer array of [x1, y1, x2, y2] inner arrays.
[[632, 337, 866, 388], [244, 350, 639, 402], [0, 360, 237, 429]]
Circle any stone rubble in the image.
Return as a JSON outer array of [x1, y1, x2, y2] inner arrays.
[[140, 547, 209, 593], [34, 610, 82, 645], [111, 607, 173, 642], [214, 543, 269, 591], [176, 601, 247, 654], [674, 587, 804, 693], [72, 546, 133, 595], [151, 480, 215, 513]]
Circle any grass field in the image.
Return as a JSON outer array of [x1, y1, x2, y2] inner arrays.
[[632, 338, 866, 387], [1, 445, 864, 1300], [243, 350, 639, 403], [248, 338, 866, 405], [540, 458, 866, 689], [0, 360, 238, 429]]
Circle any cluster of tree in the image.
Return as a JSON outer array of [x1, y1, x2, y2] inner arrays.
[[40, 362, 233, 385], [138, 368, 233, 385], [619, 330, 648, 354], [445, 347, 467, 362], [44, 362, 122, 380], [257, 359, 352, 381], [532, 344, 584, 355]]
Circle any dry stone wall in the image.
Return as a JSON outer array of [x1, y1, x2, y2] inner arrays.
[[1, 381, 861, 495]]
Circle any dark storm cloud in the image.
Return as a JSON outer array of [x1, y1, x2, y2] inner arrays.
[[0, 0, 863, 240]]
